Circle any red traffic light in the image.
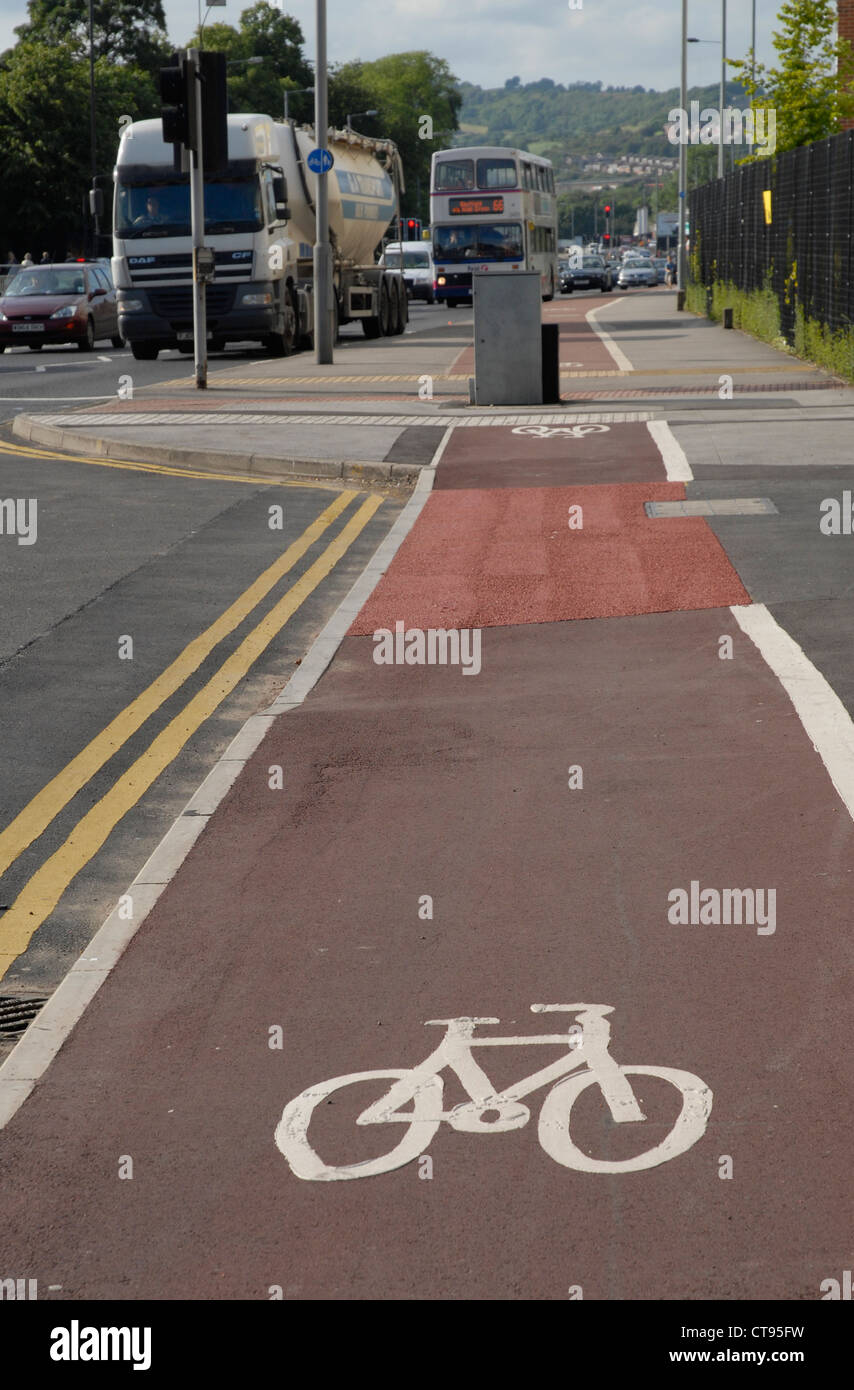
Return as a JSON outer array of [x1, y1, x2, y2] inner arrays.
[[604, 205, 611, 214]]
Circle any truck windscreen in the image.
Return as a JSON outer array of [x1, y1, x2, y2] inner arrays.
[[115, 180, 264, 237]]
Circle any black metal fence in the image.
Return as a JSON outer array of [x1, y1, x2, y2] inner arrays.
[[689, 129, 854, 342]]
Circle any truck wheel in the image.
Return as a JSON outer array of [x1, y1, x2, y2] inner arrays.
[[379, 278, 392, 336], [362, 316, 381, 338], [266, 294, 297, 357], [131, 343, 159, 361]]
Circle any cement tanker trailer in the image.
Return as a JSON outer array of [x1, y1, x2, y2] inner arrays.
[[112, 113, 407, 359]]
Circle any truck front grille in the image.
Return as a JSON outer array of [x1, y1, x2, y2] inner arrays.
[[148, 285, 236, 325]]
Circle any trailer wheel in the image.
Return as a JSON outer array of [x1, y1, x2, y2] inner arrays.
[[362, 315, 381, 338], [389, 278, 405, 335], [379, 278, 392, 336]]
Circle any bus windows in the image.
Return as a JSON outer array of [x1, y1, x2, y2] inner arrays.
[[476, 158, 518, 190], [435, 159, 474, 191]]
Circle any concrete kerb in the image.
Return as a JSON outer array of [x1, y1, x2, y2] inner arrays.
[[11, 412, 421, 491]]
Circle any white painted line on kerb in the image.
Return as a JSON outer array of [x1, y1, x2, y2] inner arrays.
[[586, 299, 634, 372], [0, 467, 437, 1132], [646, 419, 693, 482], [732, 604, 854, 823]]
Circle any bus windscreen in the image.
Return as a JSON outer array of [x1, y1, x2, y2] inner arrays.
[[433, 223, 523, 262]]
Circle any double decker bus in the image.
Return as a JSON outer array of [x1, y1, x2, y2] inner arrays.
[[430, 146, 559, 305]]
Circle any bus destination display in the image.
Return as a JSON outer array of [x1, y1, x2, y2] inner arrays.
[[448, 196, 505, 216]]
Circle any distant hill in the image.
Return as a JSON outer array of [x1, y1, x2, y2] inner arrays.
[[456, 77, 746, 162]]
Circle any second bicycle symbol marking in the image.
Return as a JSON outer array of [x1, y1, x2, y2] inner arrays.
[[511, 425, 612, 439], [275, 1003, 713, 1182]]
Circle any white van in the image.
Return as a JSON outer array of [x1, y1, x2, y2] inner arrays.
[[378, 240, 435, 303]]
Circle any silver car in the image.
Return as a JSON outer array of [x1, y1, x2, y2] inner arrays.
[[617, 258, 658, 288]]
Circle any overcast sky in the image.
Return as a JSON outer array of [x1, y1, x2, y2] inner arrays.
[[0, 1, 785, 91]]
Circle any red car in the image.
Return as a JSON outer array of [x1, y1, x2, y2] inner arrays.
[[0, 263, 123, 351]]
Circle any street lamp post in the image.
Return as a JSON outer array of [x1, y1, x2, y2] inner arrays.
[[345, 110, 378, 133], [88, 0, 98, 257], [677, 0, 688, 297], [284, 86, 314, 122], [718, 1, 728, 179]]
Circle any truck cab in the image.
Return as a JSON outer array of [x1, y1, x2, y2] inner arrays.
[[112, 116, 301, 359]]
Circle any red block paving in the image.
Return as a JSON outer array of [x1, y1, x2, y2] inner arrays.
[[349, 482, 750, 633], [547, 298, 625, 372], [435, 421, 667, 490]]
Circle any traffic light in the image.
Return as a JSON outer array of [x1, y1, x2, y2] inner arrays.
[[604, 204, 611, 215], [199, 50, 228, 174], [405, 217, 422, 239], [160, 54, 196, 151]]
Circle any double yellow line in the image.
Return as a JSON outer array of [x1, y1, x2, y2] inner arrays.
[[0, 487, 382, 978]]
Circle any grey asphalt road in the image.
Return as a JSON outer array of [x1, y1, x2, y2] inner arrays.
[[0, 300, 466, 421], [0, 438, 402, 1037]]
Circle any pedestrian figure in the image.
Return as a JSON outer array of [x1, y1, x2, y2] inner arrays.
[[20, 252, 34, 267], [40, 251, 51, 263], [665, 255, 676, 287]]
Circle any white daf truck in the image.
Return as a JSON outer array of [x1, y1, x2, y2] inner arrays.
[[112, 114, 407, 359]]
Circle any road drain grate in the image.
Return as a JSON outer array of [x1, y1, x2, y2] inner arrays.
[[0, 995, 49, 1037], [645, 497, 778, 518]]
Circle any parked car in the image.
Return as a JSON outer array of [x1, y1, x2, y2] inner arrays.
[[560, 254, 613, 294], [0, 262, 123, 351], [616, 258, 658, 288], [378, 241, 435, 303]]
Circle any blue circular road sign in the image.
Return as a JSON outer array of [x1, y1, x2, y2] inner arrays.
[[307, 147, 334, 174]]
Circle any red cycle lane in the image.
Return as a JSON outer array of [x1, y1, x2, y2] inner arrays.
[[0, 416, 848, 1302], [447, 294, 624, 380]]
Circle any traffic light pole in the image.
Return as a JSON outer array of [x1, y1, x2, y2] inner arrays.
[[187, 48, 208, 389]]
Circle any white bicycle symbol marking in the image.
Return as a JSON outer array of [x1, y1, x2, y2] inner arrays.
[[511, 425, 611, 439], [275, 1003, 713, 1181]]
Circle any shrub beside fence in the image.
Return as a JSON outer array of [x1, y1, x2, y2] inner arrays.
[[689, 130, 854, 378]]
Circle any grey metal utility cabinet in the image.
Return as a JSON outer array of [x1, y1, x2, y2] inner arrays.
[[473, 272, 543, 406]]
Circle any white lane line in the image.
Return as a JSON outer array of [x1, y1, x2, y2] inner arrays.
[[97, 355, 112, 362], [586, 300, 634, 372], [731, 603, 854, 824], [646, 419, 693, 482], [0, 471, 437, 1132]]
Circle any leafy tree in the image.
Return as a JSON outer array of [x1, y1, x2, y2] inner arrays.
[[185, 5, 313, 122], [328, 52, 461, 223], [13, 0, 170, 72], [0, 39, 158, 256], [729, 0, 854, 156]]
